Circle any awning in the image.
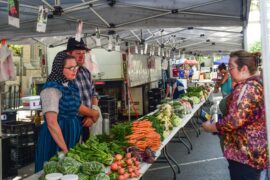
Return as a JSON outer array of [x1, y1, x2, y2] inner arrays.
[[0, 0, 251, 53]]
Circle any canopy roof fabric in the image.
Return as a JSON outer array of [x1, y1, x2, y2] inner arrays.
[[0, 0, 251, 53]]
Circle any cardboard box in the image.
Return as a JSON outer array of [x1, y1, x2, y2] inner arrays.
[[21, 96, 41, 109]]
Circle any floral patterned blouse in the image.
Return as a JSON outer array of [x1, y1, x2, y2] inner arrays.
[[216, 76, 269, 170]]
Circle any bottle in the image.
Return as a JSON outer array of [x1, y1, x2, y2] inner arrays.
[[102, 113, 110, 135], [32, 81, 37, 96]]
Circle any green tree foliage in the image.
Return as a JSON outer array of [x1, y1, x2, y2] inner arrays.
[[249, 41, 261, 52], [8, 45, 22, 56]]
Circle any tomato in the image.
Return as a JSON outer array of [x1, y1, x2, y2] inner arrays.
[[118, 168, 125, 175], [111, 163, 118, 171], [115, 154, 123, 161], [118, 175, 125, 180], [125, 153, 132, 159]]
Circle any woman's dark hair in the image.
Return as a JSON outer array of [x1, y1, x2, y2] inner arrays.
[[218, 63, 227, 71], [229, 50, 261, 75], [63, 55, 76, 66]]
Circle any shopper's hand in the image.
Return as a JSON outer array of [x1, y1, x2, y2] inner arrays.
[[202, 120, 216, 133], [82, 117, 94, 127]]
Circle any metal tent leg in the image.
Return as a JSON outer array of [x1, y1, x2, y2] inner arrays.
[[190, 118, 200, 137], [177, 131, 191, 154], [181, 128, 193, 150], [162, 148, 177, 180], [164, 145, 181, 173]]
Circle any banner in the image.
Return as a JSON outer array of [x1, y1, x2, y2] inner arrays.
[[8, 0, 19, 28], [36, 6, 48, 32]]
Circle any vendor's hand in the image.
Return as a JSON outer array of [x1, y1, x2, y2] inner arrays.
[[91, 110, 100, 122], [82, 117, 94, 127], [202, 120, 216, 133]]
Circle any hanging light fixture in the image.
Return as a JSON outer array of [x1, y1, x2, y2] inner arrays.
[[139, 40, 144, 55], [158, 46, 161, 56], [135, 41, 139, 54], [144, 42, 148, 55], [107, 30, 115, 51], [95, 27, 101, 47], [115, 35, 120, 52]]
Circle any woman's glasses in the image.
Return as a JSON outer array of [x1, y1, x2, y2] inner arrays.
[[64, 65, 79, 72], [228, 66, 237, 71]]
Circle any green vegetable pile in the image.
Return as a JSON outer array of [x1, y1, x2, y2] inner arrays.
[[81, 161, 105, 176], [43, 161, 58, 174], [67, 135, 113, 165], [90, 173, 110, 180], [57, 157, 81, 174], [110, 121, 132, 144], [78, 173, 90, 180]]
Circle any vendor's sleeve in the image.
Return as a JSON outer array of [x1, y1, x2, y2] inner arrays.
[[40, 88, 62, 114], [216, 82, 263, 134]]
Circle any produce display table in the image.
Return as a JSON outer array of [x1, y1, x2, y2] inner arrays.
[[26, 171, 43, 180], [131, 94, 211, 180], [26, 91, 213, 180]]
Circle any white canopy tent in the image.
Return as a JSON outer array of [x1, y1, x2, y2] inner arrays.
[[0, 0, 250, 53], [4, 0, 269, 179]]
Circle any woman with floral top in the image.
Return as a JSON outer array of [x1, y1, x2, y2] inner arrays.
[[202, 50, 268, 180]]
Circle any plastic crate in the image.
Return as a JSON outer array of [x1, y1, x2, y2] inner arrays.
[[1, 109, 17, 123], [10, 134, 36, 147], [10, 145, 35, 168], [2, 121, 35, 135], [99, 99, 117, 112], [148, 98, 161, 105], [100, 106, 117, 114], [148, 88, 162, 97]]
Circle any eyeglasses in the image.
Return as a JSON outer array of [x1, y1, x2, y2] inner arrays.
[[64, 65, 79, 71], [228, 66, 237, 71]]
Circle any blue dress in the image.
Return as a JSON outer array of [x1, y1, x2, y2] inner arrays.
[[35, 81, 81, 172], [221, 75, 233, 97], [173, 80, 185, 99]]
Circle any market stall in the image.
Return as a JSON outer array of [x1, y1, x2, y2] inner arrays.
[[0, 1, 258, 179], [25, 85, 213, 180]]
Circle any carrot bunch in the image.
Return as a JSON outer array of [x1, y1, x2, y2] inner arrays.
[[126, 120, 161, 151]]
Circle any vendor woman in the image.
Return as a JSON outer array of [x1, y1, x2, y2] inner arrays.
[[35, 54, 99, 172]]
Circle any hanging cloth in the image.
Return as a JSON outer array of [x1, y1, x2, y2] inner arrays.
[[0, 45, 16, 82]]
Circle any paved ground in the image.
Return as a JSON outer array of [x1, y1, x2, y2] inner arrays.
[[142, 128, 230, 180]]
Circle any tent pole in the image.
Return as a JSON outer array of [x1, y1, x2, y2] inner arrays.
[[193, 27, 242, 34], [130, 30, 142, 42], [89, 7, 110, 27], [0, 82, 4, 180], [243, 26, 248, 50], [259, 0, 270, 162]]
